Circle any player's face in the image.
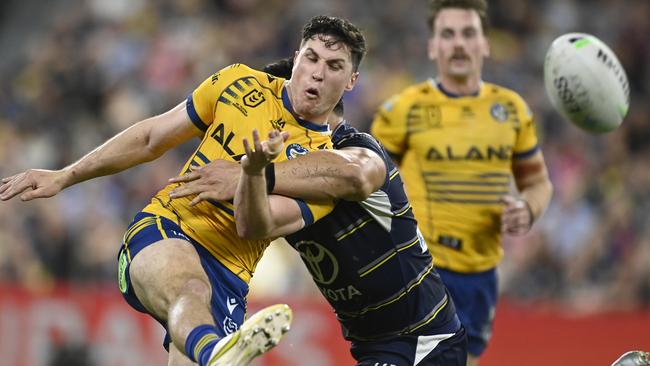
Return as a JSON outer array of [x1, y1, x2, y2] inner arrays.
[[288, 36, 358, 123], [428, 8, 489, 80]]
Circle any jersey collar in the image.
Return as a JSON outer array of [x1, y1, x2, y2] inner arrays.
[[430, 78, 482, 98], [281, 85, 330, 133]]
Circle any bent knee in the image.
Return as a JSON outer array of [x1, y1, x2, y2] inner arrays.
[[178, 278, 211, 302]]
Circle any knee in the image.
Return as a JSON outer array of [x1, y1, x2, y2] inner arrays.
[[178, 278, 211, 303]]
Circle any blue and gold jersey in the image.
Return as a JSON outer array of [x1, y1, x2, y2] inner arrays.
[[143, 64, 334, 283], [371, 80, 538, 273], [285, 122, 457, 341]]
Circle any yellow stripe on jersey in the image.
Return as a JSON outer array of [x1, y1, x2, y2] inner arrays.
[[348, 261, 434, 315], [123, 217, 157, 245], [357, 238, 419, 278], [143, 64, 334, 283], [350, 296, 449, 341], [393, 202, 412, 217], [156, 216, 168, 240], [408, 294, 449, 333], [335, 216, 373, 241], [389, 168, 400, 181], [123, 217, 155, 242], [371, 79, 539, 273]]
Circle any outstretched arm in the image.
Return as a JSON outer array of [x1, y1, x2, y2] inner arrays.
[[234, 130, 305, 240], [170, 146, 386, 204], [1, 101, 201, 201]]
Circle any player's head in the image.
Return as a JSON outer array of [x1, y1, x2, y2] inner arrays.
[[264, 57, 345, 119], [288, 15, 365, 123], [427, 0, 490, 81]]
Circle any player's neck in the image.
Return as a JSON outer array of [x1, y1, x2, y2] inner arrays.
[[437, 75, 481, 96], [328, 116, 344, 131], [285, 81, 329, 125]]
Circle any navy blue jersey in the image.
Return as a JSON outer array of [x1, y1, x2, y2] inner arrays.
[[285, 122, 456, 341]]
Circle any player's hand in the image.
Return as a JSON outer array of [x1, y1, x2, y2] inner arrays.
[[168, 161, 241, 205], [500, 195, 533, 235], [0, 169, 67, 201], [241, 130, 289, 175]]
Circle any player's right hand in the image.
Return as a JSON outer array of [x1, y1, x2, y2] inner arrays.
[[0, 169, 67, 201], [241, 129, 289, 175], [168, 160, 241, 205]]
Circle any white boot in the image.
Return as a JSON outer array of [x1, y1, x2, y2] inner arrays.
[[208, 304, 293, 366]]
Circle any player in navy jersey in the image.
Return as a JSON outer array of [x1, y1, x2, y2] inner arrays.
[[170, 59, 467, 365]]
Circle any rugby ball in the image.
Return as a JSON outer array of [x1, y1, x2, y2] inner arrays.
[[543, 33, 629, 133]]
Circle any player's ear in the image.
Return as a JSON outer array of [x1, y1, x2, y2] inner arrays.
[[482, 37, 490, 58], [345, 72, 359, 91], [427, 37, 438, 61]]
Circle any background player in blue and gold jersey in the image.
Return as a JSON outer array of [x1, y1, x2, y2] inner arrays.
[[0, 15, 367, 366], [371, 1, 553, 365]]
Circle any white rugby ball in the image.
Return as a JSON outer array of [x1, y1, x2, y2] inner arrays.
[[543, 33, 630, 133]]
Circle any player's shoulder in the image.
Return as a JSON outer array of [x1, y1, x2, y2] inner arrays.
[[396, 80, 438, 101], [210, 63, 269, 84], [483, 81, 533, 117], [333, 123, 383, 152], [381, 80, 437, 111]]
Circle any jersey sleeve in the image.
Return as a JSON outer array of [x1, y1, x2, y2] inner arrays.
[[186, 64, 245, 134], [334, 132, 384, 158], [370, 94, 409, 156], [293, 199, 335, 227], [512, 97, 540, 159]]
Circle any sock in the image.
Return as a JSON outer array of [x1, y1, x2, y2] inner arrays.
[[185, 324, 220, 366]]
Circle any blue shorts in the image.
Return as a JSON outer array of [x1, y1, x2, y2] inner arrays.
[[436, 268, 497, 356], [117, 212, 249, 349], [351, 321, 467, 366]]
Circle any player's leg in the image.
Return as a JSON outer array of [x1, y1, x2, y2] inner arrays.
[[168, 342, 197, 366], [128, 237, 216, 360], [436, 268, 498, 366], [118, 212, 293, 366], [118, 212, 225, 365]]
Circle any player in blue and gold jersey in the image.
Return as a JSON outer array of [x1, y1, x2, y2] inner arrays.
[[171, 58, 467, 365], [370, 1, 553, 365], [0, 15, 367, 366]]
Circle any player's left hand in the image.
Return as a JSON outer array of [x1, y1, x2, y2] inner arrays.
[[500, 195, 533, 235], [168, 160, 241, 205], [241, 129, 289, 175]]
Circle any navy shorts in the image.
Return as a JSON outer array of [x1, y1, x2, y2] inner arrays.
[[351, 317, 467, 366], [436, 268, 497, 356], [117, 212, 249, 349]]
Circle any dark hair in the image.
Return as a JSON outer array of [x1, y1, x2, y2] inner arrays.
[[301, 15, 366, 72], [263, 57, 344, 116], [427, 0, 488, 33], [262, 58, 293, 79]]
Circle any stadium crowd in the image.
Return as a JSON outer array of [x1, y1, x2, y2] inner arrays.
[[1, 0, 648, 312]]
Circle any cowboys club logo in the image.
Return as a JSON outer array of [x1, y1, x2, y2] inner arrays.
[[295, 240, 339, 285], [286, 143, 309, 160]]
